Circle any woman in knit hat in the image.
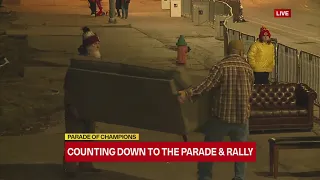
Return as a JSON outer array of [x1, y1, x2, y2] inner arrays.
[[78, 26, 101, 58], [247, 26, 275, 84]]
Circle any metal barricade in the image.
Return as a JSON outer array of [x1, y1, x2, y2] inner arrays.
[[270, 38, 278, 82], [299, 51, 320, 103], [276, 43, 299, 83], [227, 29, 241, 43], [214, 0, 230, 16], [240, 33, 255, 55], [182, 0, 192, 18]]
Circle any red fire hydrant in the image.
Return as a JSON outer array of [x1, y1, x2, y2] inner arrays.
[[176, 35, 191, 65]]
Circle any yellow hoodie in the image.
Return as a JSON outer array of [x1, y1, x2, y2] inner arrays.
[[248, 41, 275, 72]]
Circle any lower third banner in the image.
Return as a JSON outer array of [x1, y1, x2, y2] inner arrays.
[[65, 142, 256, 162]]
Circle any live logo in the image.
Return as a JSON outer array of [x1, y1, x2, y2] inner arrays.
[[274, 9, 292, 18]]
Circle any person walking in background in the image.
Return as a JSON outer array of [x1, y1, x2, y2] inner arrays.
[[96, 0, 107, 16], [178, 40, 254, 180], [248, 26, 275, 84], [116, 0, 122, 17], [121, 0, 130, 19], [88, 0, 96, 16], [88, 0, 107, 17], [232, 0, 246, 23], [238, 1, 247, 22]]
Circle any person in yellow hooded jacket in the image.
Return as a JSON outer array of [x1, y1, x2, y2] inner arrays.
[[248, 26, 275, 84]]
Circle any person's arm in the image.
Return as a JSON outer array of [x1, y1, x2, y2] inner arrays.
[[248, 43, 258, 69], [184, 64, 222, 101]]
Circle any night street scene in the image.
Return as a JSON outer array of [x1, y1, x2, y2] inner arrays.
[[0, 0, 320, 179]]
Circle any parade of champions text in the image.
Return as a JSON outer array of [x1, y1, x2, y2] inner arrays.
[[66, 147, 254, 157]]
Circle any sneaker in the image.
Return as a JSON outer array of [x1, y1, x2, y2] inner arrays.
[[91, 14, 95, 17], [96, 11, 106, 16]]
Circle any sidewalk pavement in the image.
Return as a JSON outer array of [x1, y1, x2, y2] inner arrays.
[[5, 0, 225, 70], [1, 2, 320, 180]]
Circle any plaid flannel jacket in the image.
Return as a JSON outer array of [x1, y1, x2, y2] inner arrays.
[[185, 54, 254, 124]]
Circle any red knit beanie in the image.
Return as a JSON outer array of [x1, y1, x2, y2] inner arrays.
[[83, 31, 100, 47], [259, 26, 271, 38]]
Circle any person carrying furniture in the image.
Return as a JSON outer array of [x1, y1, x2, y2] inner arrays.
[[178, 40, 254, 180], [247, 26, 275, 84]]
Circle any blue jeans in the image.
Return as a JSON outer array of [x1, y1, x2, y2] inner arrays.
[[121, 4, 129, 18], [198, 119, 249, 180]]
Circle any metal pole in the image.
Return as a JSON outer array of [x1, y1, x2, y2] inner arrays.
[[109, 0, 117, 23], [223, 26, 228, 56]]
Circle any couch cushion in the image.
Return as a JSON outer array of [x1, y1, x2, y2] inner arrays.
[[251, 107, 307, 118], [250, 83, 297, 108]]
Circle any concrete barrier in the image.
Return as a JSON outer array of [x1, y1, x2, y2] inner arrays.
[[64, 58, 212, 136]]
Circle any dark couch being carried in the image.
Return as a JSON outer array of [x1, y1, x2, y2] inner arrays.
[[249, 83, 317, 131], [64, 58, 212, 140]]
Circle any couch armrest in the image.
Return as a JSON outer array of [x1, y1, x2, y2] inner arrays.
[[296, 83, 317, 107], [296, 83, 317, 123]]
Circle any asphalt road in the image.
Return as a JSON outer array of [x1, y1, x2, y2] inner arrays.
[[242, 0, 320, 55]]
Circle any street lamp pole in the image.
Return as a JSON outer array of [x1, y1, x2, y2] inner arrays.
[[108, 0, 117, 23]]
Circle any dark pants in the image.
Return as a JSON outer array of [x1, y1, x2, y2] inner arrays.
[[254, 72, 269, 84], [116, 0, 122, 16], [88, 0, 96, 15], [63, 104, 96, 172], [116, 9, 121, 17], [198, 119, 249, 180]]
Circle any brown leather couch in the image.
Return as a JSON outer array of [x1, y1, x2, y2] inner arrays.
[[250, 83, 317, 131]]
